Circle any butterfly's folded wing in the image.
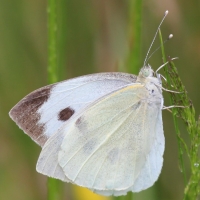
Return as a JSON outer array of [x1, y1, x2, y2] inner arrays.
[[94, 108, 164, 196], [36, 80, 141, 182], [9, 72, 136, 181], [36, 123, 71, 181], [55, 84, 164, 196], [9, 73, 136, 146]]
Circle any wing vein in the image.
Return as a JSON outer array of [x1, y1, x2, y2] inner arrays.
[[73, 102, 142, 182], [60, 100, 141, 169], [90, 103, 143, 191], [130, 102, 147, 187]]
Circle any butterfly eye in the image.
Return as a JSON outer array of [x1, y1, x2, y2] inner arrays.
[[143, 69, 149, 77]]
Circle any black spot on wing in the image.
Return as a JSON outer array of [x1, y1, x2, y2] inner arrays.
[[58, 107, 75, 121], [9, 85, 54, 146]]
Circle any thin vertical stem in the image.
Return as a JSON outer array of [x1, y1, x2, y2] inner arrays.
[[158, 29, 187, 184], [127, 0, 143, 74], [48, 0, 58, 84], [47, 0, 63, 199], [48, 178, 63, 200], [159, 30, 200, 199]]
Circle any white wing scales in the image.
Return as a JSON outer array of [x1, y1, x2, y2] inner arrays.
[[56, 83, 164, 195], [9, 73, 136, 146], [36, 129, 69, 181], [36, 83, 141, 182], [131, 111, 164, 193], [10, 68, 165, 196], [37, 74, 135, 141]]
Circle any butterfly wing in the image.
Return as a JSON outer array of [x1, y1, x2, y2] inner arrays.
[[36, 122, 71, 181], [94, 108, 164, 196], [9, 73, 136, 146], [129, 109, 164, 192], [36, 82, 142, 181], [56, 83, 164, 195]]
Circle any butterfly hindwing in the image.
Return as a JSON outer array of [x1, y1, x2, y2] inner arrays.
[[129, 110, 164, 193], [56, 82, 164, 196]]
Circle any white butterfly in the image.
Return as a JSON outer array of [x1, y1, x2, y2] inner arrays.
[[9, 66, 164, 196], [9, 11, 170, 197]]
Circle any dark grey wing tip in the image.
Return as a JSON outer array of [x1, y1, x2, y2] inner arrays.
[[8, 84, 54, 146]]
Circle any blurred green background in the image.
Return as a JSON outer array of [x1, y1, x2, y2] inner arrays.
[[1, 0, 200, 200]]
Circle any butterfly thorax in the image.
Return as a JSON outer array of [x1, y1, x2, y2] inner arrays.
[[136, 64, 163, 108]]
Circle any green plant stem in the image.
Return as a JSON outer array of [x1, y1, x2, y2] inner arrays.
[[127, 0, 143, 74], [47, 0, 63, 199], [113, 192, 133, 200], [167, 61, 200, 200], [159, 29, 200, 200], [48, 0, 58, 84], [48, 178, 63, 200], [158, 29, 187, 185]]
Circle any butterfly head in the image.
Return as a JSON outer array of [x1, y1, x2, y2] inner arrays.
[[137, 64, 163, 87], [139, 64, 154, 78]]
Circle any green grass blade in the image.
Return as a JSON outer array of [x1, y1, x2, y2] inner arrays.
[[48, 0, 58, 84], [48, 178, 63, 200], [159, 29, 200, 200], [47, 0, 63, 199], [158, 29, 187, 184], [127, 0, 143, 74]]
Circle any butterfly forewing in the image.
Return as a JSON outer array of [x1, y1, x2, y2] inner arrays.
[[9, 73, 136, 146]]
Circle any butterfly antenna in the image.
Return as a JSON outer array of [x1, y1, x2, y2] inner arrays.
[[143, 10, 169, 66], [147, 34, 173, 61]]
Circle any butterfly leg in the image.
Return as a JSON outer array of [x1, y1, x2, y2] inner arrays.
[[162, 105, 186, 113], [155, 84, 183, 94], [156, 57, 178, 73]]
